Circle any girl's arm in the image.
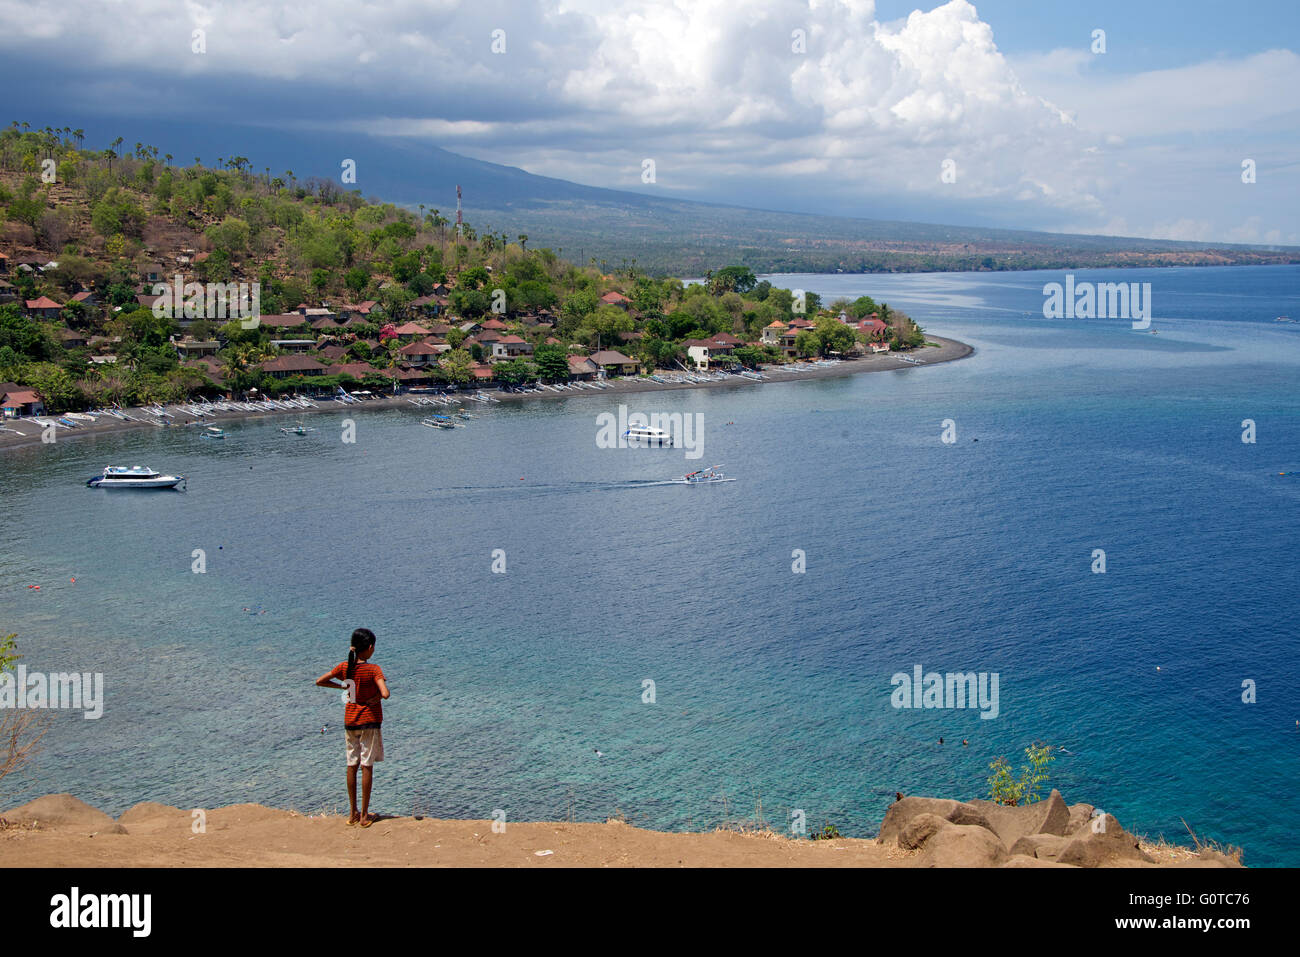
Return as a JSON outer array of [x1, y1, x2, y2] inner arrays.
[[316, 672, 344, 689]]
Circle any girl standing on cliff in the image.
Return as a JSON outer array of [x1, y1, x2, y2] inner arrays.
[[316, 628, 390, 827]]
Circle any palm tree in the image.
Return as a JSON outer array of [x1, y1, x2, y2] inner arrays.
[[518, 234, 528, 250]]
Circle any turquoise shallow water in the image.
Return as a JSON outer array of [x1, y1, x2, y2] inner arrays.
[[2, 264, 1298, 864]]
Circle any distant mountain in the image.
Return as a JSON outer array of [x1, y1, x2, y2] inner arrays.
[[46, 118, 1300, 276]]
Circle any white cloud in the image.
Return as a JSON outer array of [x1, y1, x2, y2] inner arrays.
[[0, 0, 1294, 242]]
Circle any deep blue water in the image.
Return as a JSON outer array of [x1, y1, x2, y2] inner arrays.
[[2, 264, 1298, 864]]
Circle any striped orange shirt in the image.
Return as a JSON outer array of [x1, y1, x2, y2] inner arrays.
[[327, 661, 385, 729]]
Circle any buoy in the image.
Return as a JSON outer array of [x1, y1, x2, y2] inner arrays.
[[70, 578, 75, 583]]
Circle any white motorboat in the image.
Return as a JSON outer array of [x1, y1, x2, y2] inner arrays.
[[87, 465, 186, 489], [625, 424, 673, 446]]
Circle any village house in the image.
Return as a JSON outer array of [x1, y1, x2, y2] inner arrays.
[[184, 357, 225, 386], [859, 318, 888, 340], [491, 334, 534, 360], [1, 386, 45, 418], [259, 355, 327, 379], [682, 335, 739, 370], [295, 303, 337, 321], [0, 280, 16, 302], [566, 355, 599, 380], [390, 366, 431, 386], [761, 320, 787, 345], [269, 339, 315, 354], [391, 321, 431, 340], [397, 340, 442, 367], [334, 302, 379, 322], [257, 313, 311, 332], [589, 349, 638, 377], [60, 329, 89, 349], [333, 362, 382, 381], [600, 291, 631, 309], [24, 296, 62, 320]]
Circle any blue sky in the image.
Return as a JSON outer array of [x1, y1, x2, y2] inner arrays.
[[1, 0, 1295, 244]]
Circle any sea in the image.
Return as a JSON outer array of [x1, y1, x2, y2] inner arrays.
[[2, 264, 1297, 864]]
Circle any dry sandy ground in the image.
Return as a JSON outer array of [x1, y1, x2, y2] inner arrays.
[[1, 800, 917, 868], [0, 337, 973, 451], [0, 793, 1206, 868]]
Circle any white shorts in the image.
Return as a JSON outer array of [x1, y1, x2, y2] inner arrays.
[[345, 728, 384, 767]]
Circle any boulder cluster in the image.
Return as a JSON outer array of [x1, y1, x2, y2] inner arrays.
[[877, 791, 1239, 867]]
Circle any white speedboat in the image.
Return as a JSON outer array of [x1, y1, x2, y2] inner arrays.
[[200, 426, 225, 439], [87, 465, 186, 489], [625, 424, 673, 446]]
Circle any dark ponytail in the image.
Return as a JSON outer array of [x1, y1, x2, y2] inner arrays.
[[347, 627, 376, 680]]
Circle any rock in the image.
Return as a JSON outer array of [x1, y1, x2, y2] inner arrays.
[[118, 802, 190, 831], [919, 824, 1009, 867], [2, 793, 127, 834], [968, 789, 1070, 847], [1056, 814, 1153, 867], [1066, 803, 1097, 835], [877, 797, 963, 845], [945, 803, 996, 835], [1009, 833, 1070, 861], [899, 813, 952, 850]]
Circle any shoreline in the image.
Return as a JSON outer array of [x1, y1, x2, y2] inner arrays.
[[0, 789, 1240, 868], [0, 336, 974, 452]]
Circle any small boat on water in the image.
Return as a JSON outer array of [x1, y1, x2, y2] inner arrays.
[[201, 426, 226, 439], [676, 465, 734, 484], [87, 465, 186, 489], [281, 425, 314, 435], [421, 415, 458, 429], [625, 424, 673, 446]]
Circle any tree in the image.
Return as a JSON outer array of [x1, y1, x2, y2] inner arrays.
[[1, 635, 51, 797], [493, 357, 536, 385], [848, 295, 879, 319], [710, 265, 757, 295], [814, 316, 856, 356], [438, 348, 473, 385], [533, 344, 569, 381]]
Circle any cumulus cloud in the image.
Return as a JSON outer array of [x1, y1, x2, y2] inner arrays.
[[0, 0, 1293, 241]]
